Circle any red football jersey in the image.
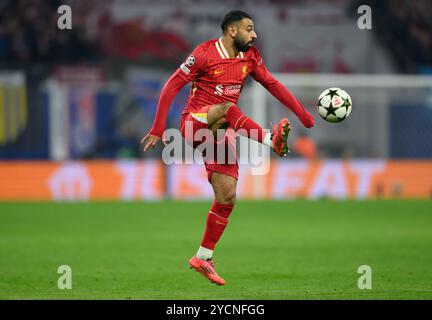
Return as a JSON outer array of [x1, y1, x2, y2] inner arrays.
[[149, 37, 314, 137], [178, 38, 267, 115]]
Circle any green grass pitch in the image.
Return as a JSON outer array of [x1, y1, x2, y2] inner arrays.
[[0, 200, 431, 299]]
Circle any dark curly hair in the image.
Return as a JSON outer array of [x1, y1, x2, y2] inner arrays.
[[221, 10, 253, 33]]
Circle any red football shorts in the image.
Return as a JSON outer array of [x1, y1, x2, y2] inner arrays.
[[180, 105, 239, 182]]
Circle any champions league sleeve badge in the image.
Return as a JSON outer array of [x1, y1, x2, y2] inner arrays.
[[185, 55, 195, 67]]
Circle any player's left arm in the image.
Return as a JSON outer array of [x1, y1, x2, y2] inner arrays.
[[251, 56, 314, 128]]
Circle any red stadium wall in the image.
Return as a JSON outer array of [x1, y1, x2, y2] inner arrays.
[[0, 160, 431, 200]]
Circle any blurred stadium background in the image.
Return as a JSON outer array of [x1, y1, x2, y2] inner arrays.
[[1, 0, 432, 299], [1, 0, 431, 200]]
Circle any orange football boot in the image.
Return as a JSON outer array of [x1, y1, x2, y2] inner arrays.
[[189, 256, 226, 286], [272, 118, 291, 157]]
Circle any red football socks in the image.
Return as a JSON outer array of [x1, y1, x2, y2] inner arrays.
[[224, 105, 266, 143], [200, 201, 234, 250]]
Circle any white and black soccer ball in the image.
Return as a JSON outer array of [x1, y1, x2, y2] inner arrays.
[[317, 88, 352, 123]]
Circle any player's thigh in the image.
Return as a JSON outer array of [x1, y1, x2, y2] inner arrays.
[[210, 172, 237, 204], [207, 102, 235, 131]]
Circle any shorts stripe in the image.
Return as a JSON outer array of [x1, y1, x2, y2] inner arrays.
[[191, 112, 208, 124]]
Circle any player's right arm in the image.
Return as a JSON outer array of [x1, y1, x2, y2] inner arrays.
[[141, 46, 208, 151], [141, 70, 188, 151]]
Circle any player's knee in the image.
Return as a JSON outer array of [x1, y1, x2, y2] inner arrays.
[[222, 101, 235, 108], [210, 118, 229, 133], [221, 101, 236, 114], [221, 189, 237, 205], [208, 102, 236, 129]]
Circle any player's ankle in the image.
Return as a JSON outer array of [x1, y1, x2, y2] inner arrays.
[[196, 246, 213, 260], [263, 132, 273, 149]]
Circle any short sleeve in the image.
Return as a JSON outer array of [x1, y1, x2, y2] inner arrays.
[[178, 46, 208, 81]]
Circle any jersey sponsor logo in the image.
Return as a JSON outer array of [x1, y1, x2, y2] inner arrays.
[[214, 84, 223, 96], [185, 55, 195, 67], [214, 84, 242, 96], [224, 84, 242, 95]]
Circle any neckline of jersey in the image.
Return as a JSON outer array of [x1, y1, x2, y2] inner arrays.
[[216, 38, 244, 59]]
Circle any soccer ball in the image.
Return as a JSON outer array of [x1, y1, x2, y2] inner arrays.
[[317, 88, 352, 123]]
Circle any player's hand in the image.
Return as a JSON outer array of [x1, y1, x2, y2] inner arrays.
[[300, 111, 315, 128], [141, 133, 161, 151]]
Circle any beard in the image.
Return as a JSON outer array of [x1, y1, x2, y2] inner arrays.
[[234, 37, 253, 52]]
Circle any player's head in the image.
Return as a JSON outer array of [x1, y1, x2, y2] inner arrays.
[[221, 10, 257, 52]]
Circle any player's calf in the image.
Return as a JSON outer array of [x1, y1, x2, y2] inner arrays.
[[208, 101, 270, 145], [206, 102, 293, 157]]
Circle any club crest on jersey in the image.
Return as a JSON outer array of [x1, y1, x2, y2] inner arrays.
[[242, 65, 248, 78], [185, 55, 195, 67]]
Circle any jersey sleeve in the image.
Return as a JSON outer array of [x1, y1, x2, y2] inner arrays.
[[148, 45, 208, 137], [148, 69, 189, 137], [178, 45, 208, 82], [250, 49, 314, 128], [250, 48, 270, 84]]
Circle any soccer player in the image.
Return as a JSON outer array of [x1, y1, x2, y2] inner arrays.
[[141, 10, 314, 286]]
